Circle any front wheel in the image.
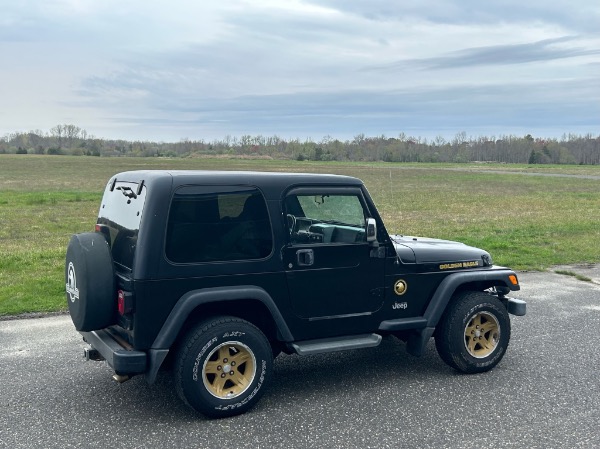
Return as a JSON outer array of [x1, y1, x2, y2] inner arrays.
[[175, 316, 273, 418], [435, 291, 511, 374]]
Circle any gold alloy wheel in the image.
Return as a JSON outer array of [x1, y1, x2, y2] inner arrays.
[[202, 342, 256, 399], [464, 311, 500, 358]]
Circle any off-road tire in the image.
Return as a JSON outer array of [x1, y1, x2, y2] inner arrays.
[[175, 316, 273, 418], [435, 291, 510, 374], [65, 232, 116, 331]]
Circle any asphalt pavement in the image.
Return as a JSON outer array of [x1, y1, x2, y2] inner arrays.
[[1, 267, 599, 449]]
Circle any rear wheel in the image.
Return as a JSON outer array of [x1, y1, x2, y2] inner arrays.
[[435, 291, 510, 373], [175, 316, 273, 418]]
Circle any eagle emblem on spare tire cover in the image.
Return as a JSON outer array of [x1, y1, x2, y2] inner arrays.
[[66, 262, 79, 302]]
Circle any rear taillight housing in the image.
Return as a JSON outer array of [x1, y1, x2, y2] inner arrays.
[[117, 289, 133, 315], [95, 224, 111, 244], [117, 290, 125, 315]]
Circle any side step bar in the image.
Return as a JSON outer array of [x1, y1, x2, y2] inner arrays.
[[291, 333, 382, 356]]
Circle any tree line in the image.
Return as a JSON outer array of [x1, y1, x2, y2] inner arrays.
[[1, 125, 599, 165]]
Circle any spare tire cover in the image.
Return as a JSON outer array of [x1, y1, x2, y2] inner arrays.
[[65, 232, 116, 331]]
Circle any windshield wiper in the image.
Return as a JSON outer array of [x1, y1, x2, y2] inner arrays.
[[116, 186, 137, 199]]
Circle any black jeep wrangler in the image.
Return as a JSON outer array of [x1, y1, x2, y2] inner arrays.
[[66, 170, 525, 418]]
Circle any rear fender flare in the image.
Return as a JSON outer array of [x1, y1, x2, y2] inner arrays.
[[151, 285, 294, 350]]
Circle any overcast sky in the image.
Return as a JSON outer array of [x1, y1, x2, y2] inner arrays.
[[1, 0, 599, 142]]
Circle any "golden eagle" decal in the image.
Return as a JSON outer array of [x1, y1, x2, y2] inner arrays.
[[439, 260, 480, 270]]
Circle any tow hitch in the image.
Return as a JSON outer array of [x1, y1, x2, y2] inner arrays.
[[83, 347, 132, 383], [83, 347, 104, 362]]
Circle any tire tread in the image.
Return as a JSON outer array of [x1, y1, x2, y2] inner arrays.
[[435, 291, 511, 374], [174, 315, 272, 418]]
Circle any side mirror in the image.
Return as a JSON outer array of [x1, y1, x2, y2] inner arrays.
[[366, 218, 377, 243]]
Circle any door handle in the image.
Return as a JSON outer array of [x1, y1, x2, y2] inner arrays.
[[296, 249, 314, 266]]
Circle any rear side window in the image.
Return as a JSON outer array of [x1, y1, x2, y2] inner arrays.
[[166, 186, 273, 263], [97, 180, 147, 271]]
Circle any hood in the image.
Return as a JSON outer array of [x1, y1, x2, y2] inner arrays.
[[391, 235, 492, 268]]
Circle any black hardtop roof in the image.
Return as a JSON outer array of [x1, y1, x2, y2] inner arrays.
[[112, 170, 364, 192]]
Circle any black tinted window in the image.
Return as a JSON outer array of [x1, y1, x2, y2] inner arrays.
[[166, 187, 272, 263]]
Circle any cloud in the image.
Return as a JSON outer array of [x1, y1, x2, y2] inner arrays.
[[1, 0, 599, 141], [367, 36, 600, 71], [79, 74, 598, 142], [311, 0, 600, 32]]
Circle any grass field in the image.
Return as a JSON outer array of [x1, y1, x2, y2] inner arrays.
[[1, 154, 599, 316]]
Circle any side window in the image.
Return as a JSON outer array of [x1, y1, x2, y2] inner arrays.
[[285, 194, 367, 244], [166, 187, 272, 263]]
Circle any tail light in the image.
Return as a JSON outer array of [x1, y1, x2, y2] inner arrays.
[[117, 289, 133, 315], [95, 224, 111, 243]]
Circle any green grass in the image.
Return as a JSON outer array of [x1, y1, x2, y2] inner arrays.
[[1, 154, 600, 316]]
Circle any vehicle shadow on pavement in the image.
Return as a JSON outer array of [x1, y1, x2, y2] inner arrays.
[[75, 336, 449, 422]]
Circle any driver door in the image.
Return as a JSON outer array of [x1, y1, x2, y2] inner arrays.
[[282, 188, 384, 320]]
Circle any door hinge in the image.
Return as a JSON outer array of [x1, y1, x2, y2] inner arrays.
[[370, 247, 386, 259]]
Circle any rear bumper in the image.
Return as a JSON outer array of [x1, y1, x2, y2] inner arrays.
[[81, 328, 147, 375]]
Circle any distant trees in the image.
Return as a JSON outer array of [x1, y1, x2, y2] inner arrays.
[[49, 124, 86, 151], [1, 125, 599, 165]]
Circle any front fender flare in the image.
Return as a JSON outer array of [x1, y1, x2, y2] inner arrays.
[[424, 268, 520, 328], [401, 269, 519, 358]]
